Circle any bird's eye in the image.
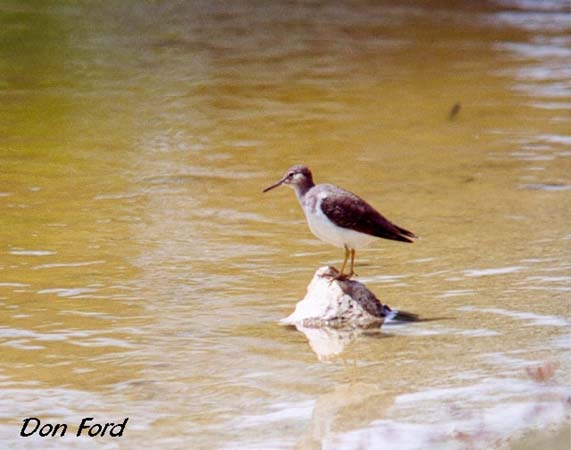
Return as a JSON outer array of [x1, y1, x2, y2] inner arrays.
[[287, 172, 294, 178]]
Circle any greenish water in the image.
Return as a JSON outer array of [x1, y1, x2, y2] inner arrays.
[[1, 1, 570, 449]]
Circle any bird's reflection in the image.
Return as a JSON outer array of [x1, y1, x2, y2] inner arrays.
[[293, 381, 395, 450]]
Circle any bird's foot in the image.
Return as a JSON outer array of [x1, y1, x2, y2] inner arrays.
[[332, 273, 349, 281], [331, 270, 357, 282]]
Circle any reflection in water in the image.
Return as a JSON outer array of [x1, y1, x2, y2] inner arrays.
[[296, 382, 390, 450], [0, 0, 570, 449], [294, 366, 570, 450], [290, 324, 381, 362]]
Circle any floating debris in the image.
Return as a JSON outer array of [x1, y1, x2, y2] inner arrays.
[[448, 102, 461, 120]]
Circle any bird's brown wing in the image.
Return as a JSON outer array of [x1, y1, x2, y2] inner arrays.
[[320, 191, 416, 243]]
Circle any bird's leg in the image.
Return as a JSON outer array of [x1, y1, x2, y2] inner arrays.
[[339, 245, 349, 276], [334, 246, 350, 281], [348, 249, 358, 278]]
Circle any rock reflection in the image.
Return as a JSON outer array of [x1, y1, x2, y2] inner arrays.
[[290, 324, 382, 362]]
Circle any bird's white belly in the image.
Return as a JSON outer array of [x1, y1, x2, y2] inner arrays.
[[305, 206, 377, 249]]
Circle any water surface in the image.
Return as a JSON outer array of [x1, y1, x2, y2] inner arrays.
[[1, 1, 570, 449]]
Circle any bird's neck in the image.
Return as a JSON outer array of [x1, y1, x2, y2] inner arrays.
[[293, 180, 314, 204]]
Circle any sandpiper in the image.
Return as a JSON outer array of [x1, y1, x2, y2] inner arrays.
[[263, 165, 417, 279]]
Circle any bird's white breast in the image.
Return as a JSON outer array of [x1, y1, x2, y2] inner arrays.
[[303, 192, 377, 249]]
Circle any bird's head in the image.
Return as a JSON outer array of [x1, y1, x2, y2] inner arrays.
[[263, 165, 314, 193]]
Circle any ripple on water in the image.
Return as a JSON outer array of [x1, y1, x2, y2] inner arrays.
[[519, 183, 571, 191], [0, 283, 30, 288], [438, 289, 475, 298], [386, 323, 500, 338], [8, 249, 56, 256], [37, 287, 99, 298], [463, 266, 526, 277], [520, 274, 571, 288], [32, 260, 106, 270], [0, 325, 135, 351], [228, 400, 315, 428], [459, 306, 569, 327]]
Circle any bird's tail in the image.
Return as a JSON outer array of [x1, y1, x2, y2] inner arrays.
[[395, 225, 418, 243]]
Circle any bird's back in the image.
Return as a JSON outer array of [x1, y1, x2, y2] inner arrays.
[[307, 183, 416, 243]]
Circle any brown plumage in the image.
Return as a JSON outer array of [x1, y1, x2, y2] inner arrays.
[[263, 164, 417, 279], [320, 191, 416, 243]]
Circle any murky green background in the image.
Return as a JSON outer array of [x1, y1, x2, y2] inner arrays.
[[1, 1, 570, 449]]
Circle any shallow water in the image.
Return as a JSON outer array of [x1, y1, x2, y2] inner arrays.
[[0, 1, 570, 449]]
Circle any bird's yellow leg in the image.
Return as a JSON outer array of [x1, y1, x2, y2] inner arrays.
[[349, 249, 358, 278], [338, 246, 350, 277]]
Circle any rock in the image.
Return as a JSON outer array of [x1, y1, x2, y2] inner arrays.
[[280, 266, 419, 360], [280, 266, 391, 328]]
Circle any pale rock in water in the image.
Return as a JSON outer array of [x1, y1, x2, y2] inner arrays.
[[281, 266, 395, 328], [281, 266, 417, 360]]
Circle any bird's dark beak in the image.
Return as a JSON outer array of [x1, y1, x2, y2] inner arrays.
[[262, 177, 286, 193]]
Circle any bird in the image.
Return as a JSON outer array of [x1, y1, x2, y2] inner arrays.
[[263, 164, 417, 279]]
